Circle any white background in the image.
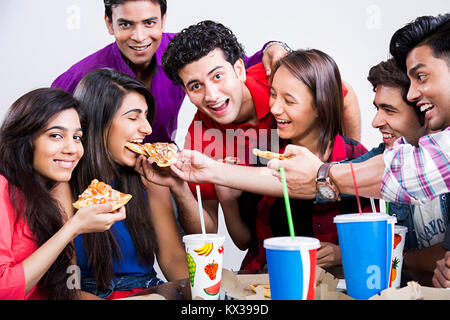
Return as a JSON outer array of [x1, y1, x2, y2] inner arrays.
[[1, 0, 449, 276]]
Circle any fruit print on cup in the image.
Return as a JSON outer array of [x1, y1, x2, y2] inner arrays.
[[186, 253, 196, 287], [194, 242, 213, 256], [182, 234, 225, 300], [390, 226, 407, 288], [204, 260, 219, 280]]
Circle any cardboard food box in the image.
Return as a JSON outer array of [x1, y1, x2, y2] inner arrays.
[[369, 281, 450, 300], [222, 267, 353, 300], [222, 267, 450, 300]]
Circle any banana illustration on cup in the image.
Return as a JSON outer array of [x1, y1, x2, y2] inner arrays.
[[194, 242, 213, 256]]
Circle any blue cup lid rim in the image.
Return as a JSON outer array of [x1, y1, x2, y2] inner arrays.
[[263, 236, 320, 250], [333, 212, 389, 223]]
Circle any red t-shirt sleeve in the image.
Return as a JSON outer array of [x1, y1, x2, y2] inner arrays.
[[0, 179, 27, 300]]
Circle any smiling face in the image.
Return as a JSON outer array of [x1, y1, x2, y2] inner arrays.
[[33, 108, 83, 183], [269, 65, 319, 145], [107, 91, 152, 167], [105, 0, 166, 71], [406, 45, 450, 131], [179, 48, 251, 125], [372, 85, 427, 148]]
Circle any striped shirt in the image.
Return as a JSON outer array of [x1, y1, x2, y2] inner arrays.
[[381, 127, 450, 205]]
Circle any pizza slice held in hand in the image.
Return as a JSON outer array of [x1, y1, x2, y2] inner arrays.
[[252, 148, 294, 161], [125, 141, 148, 157], [126, 141, 178, 167], [73, 179, 132, 212]]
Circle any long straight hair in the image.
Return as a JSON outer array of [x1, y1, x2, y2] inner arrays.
[[72, 68, 157, 290], [0, 88, 81, 300], [270, 49, 344, 159]]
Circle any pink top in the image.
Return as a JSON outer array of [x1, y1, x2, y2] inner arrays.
[[0, 175, 41, 299]]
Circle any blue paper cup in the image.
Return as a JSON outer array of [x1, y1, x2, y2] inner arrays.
[[264, 237, 320, 300], [334, 213, 389, 300]]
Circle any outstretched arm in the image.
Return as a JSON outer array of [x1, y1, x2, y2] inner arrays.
[[267, 145, 384, 199], [170, 149, 284, 197]]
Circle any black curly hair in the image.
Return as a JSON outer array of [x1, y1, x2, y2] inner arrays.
[[162, 20, 246, 86], [389, 13, 450, 71], [104, 0, 167, 21]]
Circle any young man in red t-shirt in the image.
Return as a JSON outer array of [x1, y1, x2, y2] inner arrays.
[[144, 21, 354, 250], [159, 21, 280, 248]]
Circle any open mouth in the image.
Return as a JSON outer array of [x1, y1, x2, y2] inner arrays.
[[381, 132, 396, 140], [420, 103, 434, 113], [208, 99, 230, 115], [129, 44, 151, 52], [54, 160, 76, 169], [276, 119, 291, 128], [126, 139, 144, 153]]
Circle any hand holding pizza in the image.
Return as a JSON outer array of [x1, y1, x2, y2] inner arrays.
[[135, 155, 182, 189], [68, 204, 126, 236], [267, 144, 322, 199], [170, 149, 218, 183]]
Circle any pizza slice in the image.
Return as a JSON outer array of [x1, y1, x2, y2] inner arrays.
[[73, 179, 132, 212], [252, 148, 294, 161], [125, 141, 148, 157], [125, 141, 179, 167], [143, 142, 179, 167]]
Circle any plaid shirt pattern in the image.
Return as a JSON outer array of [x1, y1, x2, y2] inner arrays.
[[381, 127, 450, 205]]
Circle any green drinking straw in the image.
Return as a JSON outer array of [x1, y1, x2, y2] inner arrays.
[[279, 167, 295, 240]]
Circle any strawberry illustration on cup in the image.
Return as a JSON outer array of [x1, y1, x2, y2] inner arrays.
[[204, 260, 219, 280]]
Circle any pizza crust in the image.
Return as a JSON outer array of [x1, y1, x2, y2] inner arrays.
[[125, 142, 148, 157], [252, 148, 293, 161]]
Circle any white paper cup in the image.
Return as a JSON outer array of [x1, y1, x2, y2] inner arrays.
[[390, 225, 407, 288], [183, 234, 225, 300], [386, 215, 397, 287]]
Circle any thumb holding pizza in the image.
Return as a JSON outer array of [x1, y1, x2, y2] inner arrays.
[[170, 149, 217, 183], [69, 203, 126, 236]]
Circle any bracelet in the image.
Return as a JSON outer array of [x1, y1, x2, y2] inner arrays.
[[263, 41, 293, 54]]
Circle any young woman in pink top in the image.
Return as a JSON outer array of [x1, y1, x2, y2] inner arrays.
[[0, 88, 125, 300]]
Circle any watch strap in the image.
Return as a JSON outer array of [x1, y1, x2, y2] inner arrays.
[[317, 161, 339, 180]]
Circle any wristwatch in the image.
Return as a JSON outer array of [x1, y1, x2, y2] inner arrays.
[[263, 41, 293, 54], [316, 162, 341, 202]]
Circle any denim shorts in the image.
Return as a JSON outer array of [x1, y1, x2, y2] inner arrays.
[[81, 270, 165, 299]]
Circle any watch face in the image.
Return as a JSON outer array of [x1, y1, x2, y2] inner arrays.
[[318, 184, 336, 200]]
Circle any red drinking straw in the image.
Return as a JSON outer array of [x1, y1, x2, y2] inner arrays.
[[349, 162, 362, 214]]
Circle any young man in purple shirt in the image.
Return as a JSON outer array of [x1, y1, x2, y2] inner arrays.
[[52, 0, 289, 143]]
